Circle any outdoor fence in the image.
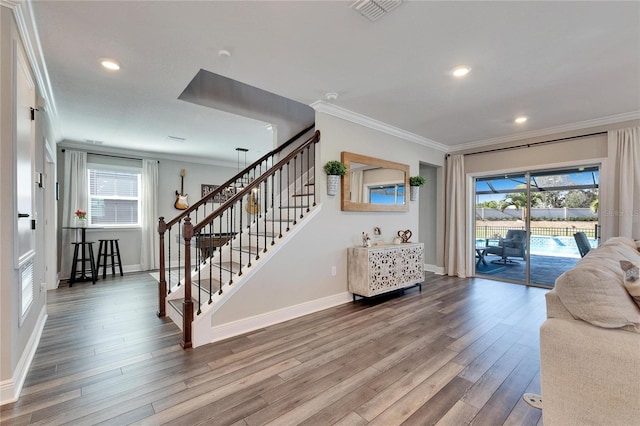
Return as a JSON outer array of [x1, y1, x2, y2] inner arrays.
[[476, 223, 599, 239], [476, 207, 597, 221]]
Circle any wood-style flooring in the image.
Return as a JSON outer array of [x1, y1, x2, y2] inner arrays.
[[1, 272, 547, 425]]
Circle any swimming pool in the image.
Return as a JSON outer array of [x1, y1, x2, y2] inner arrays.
[[476, 235, 598, 258]]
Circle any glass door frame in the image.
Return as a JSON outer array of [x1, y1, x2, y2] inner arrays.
[[472, 164, 600, 289]]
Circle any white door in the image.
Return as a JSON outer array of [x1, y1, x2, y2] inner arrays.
[[15, 44, 36, 268]]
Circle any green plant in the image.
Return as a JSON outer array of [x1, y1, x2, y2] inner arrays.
[[409, 176, 425, 187], [324, 160, 347, 176]]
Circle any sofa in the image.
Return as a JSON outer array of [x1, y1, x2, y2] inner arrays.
[[540, 236, 640, 426]]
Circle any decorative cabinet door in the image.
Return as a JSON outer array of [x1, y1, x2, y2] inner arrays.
[[368, 248, 399, 294], [398, 245, 424, 285]]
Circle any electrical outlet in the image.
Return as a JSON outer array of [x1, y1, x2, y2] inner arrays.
[[331, 266, 337, 276]]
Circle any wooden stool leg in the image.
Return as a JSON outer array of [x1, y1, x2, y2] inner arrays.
[[115, 240, 123, 276], [70, 243, 80, 287], [88, 243, 97, 284], [97, 240, 105, 278], [102, 240, 108, 279], [109, 240, 115, 277]]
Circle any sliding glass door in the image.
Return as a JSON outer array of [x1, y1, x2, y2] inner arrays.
[[474, 166, 599, 287], [475, 173, 527, 284]]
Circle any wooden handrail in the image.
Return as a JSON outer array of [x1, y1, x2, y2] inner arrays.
[[189, 130, 320, 235], [164, 124, 315, 229]]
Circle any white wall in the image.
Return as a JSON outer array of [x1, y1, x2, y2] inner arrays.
[[212, 112, 446, 325], [1, 4, 55, 404]]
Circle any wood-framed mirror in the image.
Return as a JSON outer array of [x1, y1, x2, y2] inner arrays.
[[341, 151, 409, 212]]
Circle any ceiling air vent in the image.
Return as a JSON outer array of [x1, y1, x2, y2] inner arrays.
[[350, 0, 402, 21]]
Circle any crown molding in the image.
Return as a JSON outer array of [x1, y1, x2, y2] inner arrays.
[[0, 0, 24, 9], [9, 0, 62, 141], [58, 140, 239, 168], [310, 100, 449, 153], [451, 110, 640, 152], [0, 0, 23, 9]]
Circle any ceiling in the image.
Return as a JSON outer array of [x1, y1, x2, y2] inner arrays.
[[25, 0, 640, 164]]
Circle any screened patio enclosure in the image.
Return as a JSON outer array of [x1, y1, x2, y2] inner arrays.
[[474, 166, 599, 287]]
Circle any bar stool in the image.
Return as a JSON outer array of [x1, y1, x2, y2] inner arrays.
[[96, 239, 123, 278], [69, 241, 97, 286]]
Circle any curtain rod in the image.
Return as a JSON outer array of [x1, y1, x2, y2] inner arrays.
[[446, 131, 607, 158], [61, 149, 159, 163]]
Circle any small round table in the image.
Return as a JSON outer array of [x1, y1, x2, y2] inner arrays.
[[475, 245, 489, 266]]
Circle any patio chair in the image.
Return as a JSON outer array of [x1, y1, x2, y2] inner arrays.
[[573, 232, 591, 257], [485, 229, 527, 264]]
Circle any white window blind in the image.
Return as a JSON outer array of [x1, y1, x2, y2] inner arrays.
[[88, 168, 141, 226]]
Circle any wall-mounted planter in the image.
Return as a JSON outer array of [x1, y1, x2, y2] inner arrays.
[[410, 186, 420, 201], [327, 175, 340, 196]]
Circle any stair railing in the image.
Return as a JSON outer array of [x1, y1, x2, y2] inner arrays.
[[178, 130, 320, 348], [157, 125, 314, 318]]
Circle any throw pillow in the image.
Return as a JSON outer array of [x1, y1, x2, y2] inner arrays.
[[620, 260, 640, 308]]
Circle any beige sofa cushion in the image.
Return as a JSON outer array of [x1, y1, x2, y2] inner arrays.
[[555, 237, 640, 332]]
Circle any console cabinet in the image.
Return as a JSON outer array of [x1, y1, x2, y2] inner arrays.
[[347, 243, 424, 299]]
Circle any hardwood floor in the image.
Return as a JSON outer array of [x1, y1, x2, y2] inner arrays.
[[1, 272, 547, 425]]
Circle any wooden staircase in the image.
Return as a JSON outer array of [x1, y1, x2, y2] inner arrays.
[[157, 128, 320, 348]]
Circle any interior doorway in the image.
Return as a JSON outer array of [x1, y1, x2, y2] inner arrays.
[[474, 165, 599, 287]]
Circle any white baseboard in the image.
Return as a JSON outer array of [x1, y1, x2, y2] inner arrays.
[[425, 263, 445, 275], [123, 264, 141, 273], [0, 306, 47, 405], [195, 291, 352, 347]]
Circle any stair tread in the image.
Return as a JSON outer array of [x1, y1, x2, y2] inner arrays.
[[280, 204, 310, 209]]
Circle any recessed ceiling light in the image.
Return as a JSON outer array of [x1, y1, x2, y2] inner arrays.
[[514, 116, 528, 124], [101, 59, 120, 71], [452, 66, 471, 77]]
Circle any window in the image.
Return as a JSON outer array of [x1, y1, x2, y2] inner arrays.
[[369, 184, 405, 205], [88, 166, 141, 226]]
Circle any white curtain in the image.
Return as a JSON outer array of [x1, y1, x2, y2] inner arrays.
[[444, 154, 467, 277], [140, 159, 159, 270], [351, 170, 364, 202], [60, 150, 87, 279], [605, 127, 640, 239]]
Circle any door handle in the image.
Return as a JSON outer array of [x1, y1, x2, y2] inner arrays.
[[18, 213, 30, 218]]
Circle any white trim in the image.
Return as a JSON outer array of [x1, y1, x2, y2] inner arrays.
[[0, 306, 47, 406], [0, 0, 23, 9], [424, 263, 444, 275], [311, 100, 449, 153], [451, 111, 640, 152], [59, 140, 239, 168], [198, 291, 352, 347], [10, 0, 62, 141]]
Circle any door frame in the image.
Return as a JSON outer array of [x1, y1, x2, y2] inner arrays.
[[469, 159, 604, 287]]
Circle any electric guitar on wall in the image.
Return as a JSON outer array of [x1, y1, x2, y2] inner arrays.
[[244, 190, 260, 214], [174, 169, 189, 210]]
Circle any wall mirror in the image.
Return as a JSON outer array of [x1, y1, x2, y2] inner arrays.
[[341, 151, 409, 212]]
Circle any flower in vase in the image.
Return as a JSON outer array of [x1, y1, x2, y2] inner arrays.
[[74, 209, 87, 220]]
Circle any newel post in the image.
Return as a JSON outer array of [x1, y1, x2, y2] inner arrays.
[[157, 217, 167, 317], [181, 216, 194, 349]]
